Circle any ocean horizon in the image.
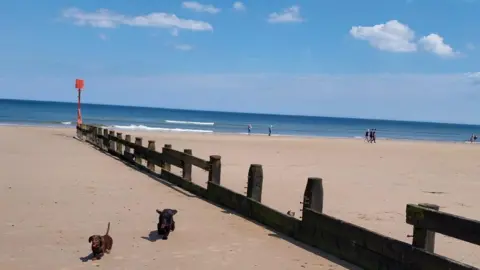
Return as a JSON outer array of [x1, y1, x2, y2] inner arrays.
[[1, 98, 479, 142]]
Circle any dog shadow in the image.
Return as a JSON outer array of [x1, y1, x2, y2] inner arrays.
[[79, 253, 95, 262], [141, 230, 164, 242]]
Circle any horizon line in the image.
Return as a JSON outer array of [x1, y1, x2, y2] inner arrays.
[[1, 98, 479, 127]]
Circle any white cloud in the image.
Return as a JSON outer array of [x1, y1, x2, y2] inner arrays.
[[182, 1, 220, 14], [350, 20, 459, 57], [175, 44, 193, 51], [233, 2, 246, 11], [350, 20, 417, 52], [98, 33, 108, 40], [267, 5, 303, 24], [418, 34, 457, 58], [61, 7, 213, 31]]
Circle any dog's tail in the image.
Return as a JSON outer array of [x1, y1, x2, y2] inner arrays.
[[105, 222, 110, 235]]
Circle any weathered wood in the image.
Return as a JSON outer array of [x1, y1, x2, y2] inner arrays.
[[162, 144, 172, 171], [160, 169, 207, 197], [406, 203, 480, 247], [134, 137, 143, 166], [182, 149, 193, 181], [160, 148, 182, 168], [410, 203, 440, 253], [303, 177, 323, 213], [108, 130, 115, 151], [302, 208, 477, 270], [116, 132, 123, 154], [162, 147, 210, 170], [90, 127, 97, 144], [247, 164, 263, 202], [96, 127, 103, 146], [147, 140, 156, 171], [124, 134, 131, 153], [76, 124, 82, 140], [102, 129, 109, 150], [208, 155, 221, 185]]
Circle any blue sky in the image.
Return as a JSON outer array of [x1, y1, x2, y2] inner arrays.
[[1, 0, 480, 124]]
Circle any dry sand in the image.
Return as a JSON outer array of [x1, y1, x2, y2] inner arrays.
[[112, 129, 480, 267], [0, 126, 357, 270]]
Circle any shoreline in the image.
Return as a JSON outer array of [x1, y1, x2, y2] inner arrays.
[[1, 122, 478, 145]]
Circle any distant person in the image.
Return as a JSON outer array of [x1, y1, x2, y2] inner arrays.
[[365, 129, 370, 142], [268, 125, 272, 136], [372, 129, 377, 143], [368, 129, 373, 143], [470, 134, 477, 143], [248, 124, 252, 135]]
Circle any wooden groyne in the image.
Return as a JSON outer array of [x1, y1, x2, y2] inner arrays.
[[77, 124, 479, 270]]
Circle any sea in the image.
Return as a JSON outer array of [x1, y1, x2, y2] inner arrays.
[[1, 98, 479, 142]]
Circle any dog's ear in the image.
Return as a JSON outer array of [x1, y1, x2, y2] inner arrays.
[[88, 236, 94, 243], [171, 209, 178, 215], [156, 209, 162, 215]]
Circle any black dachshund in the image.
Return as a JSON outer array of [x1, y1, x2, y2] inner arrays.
[[156, 209, 178, 240]]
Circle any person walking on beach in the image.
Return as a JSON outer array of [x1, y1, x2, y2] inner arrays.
[[268, 125, 272, 136], [470, 133, 477, 143], [248, 124, 252, 135], [365, 129, 370, 142], [372, 129, 377, 143]]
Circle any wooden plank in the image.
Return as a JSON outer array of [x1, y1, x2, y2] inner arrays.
[[300, 209, 406, 270], [406, 204, 480, 246], [101, 133, 184, 168], [163, 147, 210, 170], [160, 169, 207, 197], [159, 150, 183, 168], [304, 208, 478, 270]]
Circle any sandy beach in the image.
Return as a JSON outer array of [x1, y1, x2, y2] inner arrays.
[[1, 126, 479, 268], [0, 126, 357, 270], [112, 129, 480, 267]]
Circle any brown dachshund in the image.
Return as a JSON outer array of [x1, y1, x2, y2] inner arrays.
[[88, 222, 113, 260]]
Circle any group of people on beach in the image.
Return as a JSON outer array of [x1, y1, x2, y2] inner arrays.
[[470, 134, 478, 143], [365, 129, 377, 143], [247, 124, 273, 136]]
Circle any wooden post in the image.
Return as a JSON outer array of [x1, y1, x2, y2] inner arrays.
[[247, 164, 263, 202], [208, 155, 221, 185], [86, 125, 92, 142], [411, 203, 440, 253], [303, 177, 324, 213], [116, 132, 123, 154], [124, 134, 131, 155], [182, 149, 193, 181], [76, 124, 82, 140], [96, 127, 103, 147], [91, 126, 97, 144], [147, 140, 156, 171], [134, 137, 143, 166], [109, 130, 115, 151], [162, 144, 172, 171], [102, 129, 109, 150]]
